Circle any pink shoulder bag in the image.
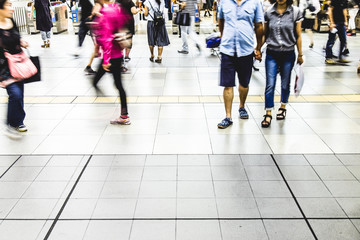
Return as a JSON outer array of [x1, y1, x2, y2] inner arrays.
[[4, 50, 37, 79]]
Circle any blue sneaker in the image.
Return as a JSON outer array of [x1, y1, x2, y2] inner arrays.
[[239, 108, 249, 119], [217, 118, 233, 129]]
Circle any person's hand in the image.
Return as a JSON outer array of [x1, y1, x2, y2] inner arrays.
[[102, 63, 111, 71], [344, 22, 348, 30], [254, 49, 262, 62], [20, 40, 29, 48], [329, 23, 336, 31], [297, 55, 304, 65]]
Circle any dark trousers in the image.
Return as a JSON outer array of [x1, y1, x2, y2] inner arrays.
[[325, 23, 347, 59], [93, 58, 128, 115], [78, 19, 90, 47], [6, 81, 25, 127]]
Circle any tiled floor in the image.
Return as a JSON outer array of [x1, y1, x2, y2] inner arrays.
[[0, 154, 360, 240], [0, 18, 359, 239]]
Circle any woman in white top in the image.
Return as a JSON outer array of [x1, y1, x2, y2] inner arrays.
[[299, 0, 320, 48], [144, 0, 170, 63]]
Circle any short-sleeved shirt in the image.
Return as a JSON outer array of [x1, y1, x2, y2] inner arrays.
[[330, 0, 348, 23], [145, 0, 165, 21], [182, 0, 199, 17], [265, 5, 302, 51], [218, 0, 264, 57]]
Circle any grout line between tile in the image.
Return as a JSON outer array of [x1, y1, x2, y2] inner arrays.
[[43, 155, 93, 240], [270, 154, 319, 240], [2, 217, 360, 221], [0, 155, 22, 179]]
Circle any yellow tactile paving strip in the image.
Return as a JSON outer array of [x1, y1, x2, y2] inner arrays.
[[0, 95, 359, 104]]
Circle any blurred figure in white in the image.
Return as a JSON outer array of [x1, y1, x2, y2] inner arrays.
[[263, 0, 272, 12], [299, 0, 320, 48], [347, 0, 358, 36]]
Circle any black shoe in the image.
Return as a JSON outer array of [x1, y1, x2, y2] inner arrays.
[[84, 66, 96, 75], [342, 49, 349, 56], [196, 44, 201, 53], [178, 50, 189, 54]]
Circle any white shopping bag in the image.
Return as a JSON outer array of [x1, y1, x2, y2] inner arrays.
[[294, 63, 304, 97]]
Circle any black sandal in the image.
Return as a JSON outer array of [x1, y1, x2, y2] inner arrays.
[[155, 58, 162, 63], [149, 56, 154, 62], [276, 108, 287, 120], [261, 114, 272, 128]]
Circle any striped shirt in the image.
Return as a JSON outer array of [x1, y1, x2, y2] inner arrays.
[[181, 0, 199, 17]]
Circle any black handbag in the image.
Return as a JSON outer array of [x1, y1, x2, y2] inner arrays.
[[24, 55, 41, 84], [174, 12, 190, 26]]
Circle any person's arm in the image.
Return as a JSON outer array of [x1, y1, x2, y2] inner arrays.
[[144, 5, 149, 16], [295, 21, 303, 64], [178, 0, 186, 9], [254, 22, 264, 61], [218, 18, 224, 37], [343, 8, 348, 28], [254, 0, 265, 61], [327, 3, 335, 31], [131, 6, 140, 14], [20, 40, 29, 48], [91, 2, 103, 17], [262, 22, 268, 47]]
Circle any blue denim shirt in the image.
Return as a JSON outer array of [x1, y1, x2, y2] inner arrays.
[[218, 0, 264, 57]]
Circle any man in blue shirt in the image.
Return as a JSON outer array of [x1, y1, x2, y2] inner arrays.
[[217, 0, 264, 129]]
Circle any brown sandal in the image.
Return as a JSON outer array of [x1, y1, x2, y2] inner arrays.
[[261, 114, 272, 128]]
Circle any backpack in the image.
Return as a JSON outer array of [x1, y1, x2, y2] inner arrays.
[[148, 1, 165, 26]]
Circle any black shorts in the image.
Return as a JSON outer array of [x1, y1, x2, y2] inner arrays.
[[302, 18, 315, 29], [220, 53, 253, 88]]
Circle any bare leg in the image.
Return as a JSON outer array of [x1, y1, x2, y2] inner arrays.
[[125, 48, 131, 58], [238, 85, 249, 109], [158, 46, 163, 59], [87, 50, 96, 67], [306, 29, 314, 46], [149, 45, 154, 58], [223, 87, 234, 118]]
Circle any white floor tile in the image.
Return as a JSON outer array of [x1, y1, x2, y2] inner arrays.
[[0, 220, 46, 240], [265, 134, 332, 154]]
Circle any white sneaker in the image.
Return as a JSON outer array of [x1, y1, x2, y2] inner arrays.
[[110, 117, 131, 125]]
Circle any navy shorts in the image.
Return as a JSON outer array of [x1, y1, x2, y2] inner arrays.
[[220, 53, 253, 88]]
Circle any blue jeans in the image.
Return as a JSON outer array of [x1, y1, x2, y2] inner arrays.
[[325, 23, 347, 59], [6, 81, 25, 127], [265, 50, 295, 109]]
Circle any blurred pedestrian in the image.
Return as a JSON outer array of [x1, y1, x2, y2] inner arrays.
[[117, 0, 140, 62], [0, 0, 29, 132], [34, 0, 53, 48], [299, 0, 320, 48], [92, 0, 131, 124], [325, 0, 350, 64], [177, 0, 201, 54]]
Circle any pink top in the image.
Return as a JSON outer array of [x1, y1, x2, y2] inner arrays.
[[94, 3, 127, 65]]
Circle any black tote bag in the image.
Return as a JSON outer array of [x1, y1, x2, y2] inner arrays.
[[24, 55, 41, 84], [174, 12, 190, 26]]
